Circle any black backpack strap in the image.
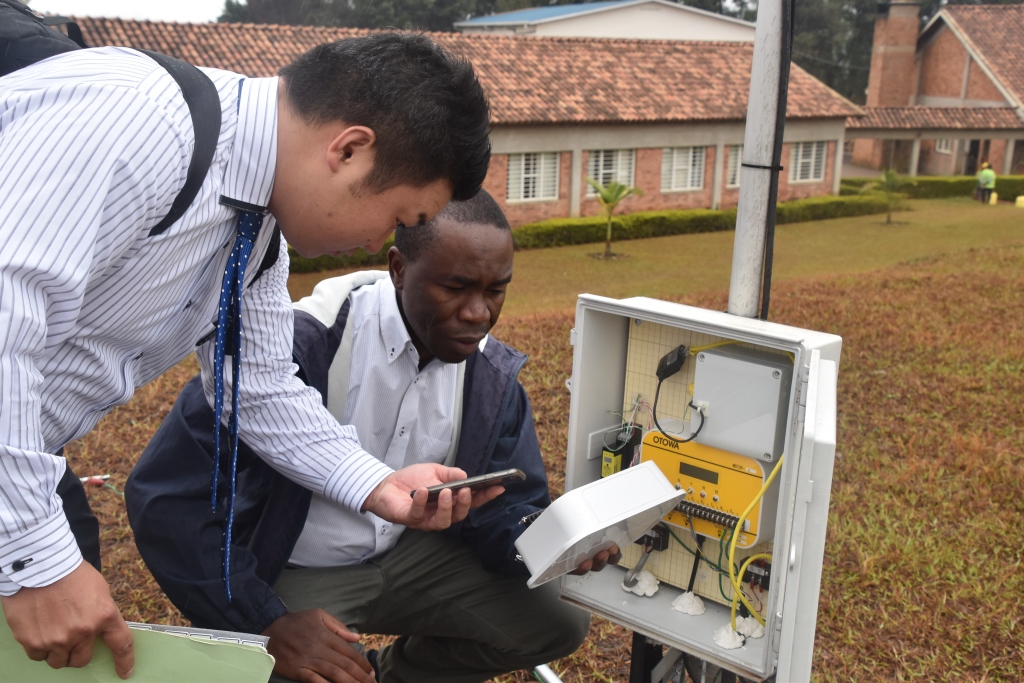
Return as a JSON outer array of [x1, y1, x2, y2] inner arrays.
[[0, 0, 84, 76], [138, 50, 222, 237], [252, 226, 282, 284], [41, 16, 87, 49]]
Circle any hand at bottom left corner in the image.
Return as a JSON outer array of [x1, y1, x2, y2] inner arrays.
[[263, 609, 375, 683]]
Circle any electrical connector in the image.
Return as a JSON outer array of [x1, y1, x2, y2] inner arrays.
[[633, 523, 670, 552], [656, 345, 689, 381], [742, 559, 772, 590]]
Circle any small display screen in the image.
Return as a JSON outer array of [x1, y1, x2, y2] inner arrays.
[[679, 462, 719, 485]]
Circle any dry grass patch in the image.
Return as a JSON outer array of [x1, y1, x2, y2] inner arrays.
[[74, 245, 1023, 681]]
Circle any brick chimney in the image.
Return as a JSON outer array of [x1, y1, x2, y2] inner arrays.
[[865, 2, 921, 106]]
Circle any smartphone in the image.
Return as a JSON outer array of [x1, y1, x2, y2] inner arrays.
[[413, 468, 527, 503]]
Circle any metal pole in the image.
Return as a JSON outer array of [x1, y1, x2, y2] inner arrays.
[[727, 0, 785, 318]]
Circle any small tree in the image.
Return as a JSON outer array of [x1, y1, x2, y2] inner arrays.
[[861, 169, 914, 224], [585, 177, 644, 258]]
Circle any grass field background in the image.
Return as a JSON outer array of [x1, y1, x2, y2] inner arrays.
[[289, 198, 1024, 315], [67, 201, 1024, 681]]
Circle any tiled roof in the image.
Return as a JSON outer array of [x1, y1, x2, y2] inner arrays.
[[846, 106, 1024, 130], [457, 0, 631, 25], [74, 18, 860, 125], [942, 5, 1024, 110]]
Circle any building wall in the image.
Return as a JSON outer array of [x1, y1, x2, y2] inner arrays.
[[916, 26, 968, 101], [865, 2, 920, 107], [918, 139, 959, 175], [482, 151, 575, 227], [855, 17, 1016, 175], [965, 60, 1005, 103], [484, 134, 840, 227], [459, 2, 756, 41], [532, 3, 755, 41], [778, 141, 837, 201], [986, 139, 1007, 174]]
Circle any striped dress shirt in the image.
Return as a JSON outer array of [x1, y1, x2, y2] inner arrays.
[[0, 48, 392, 595]]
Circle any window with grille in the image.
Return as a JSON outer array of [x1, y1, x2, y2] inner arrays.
[[935, 139, 953, 154], [789, 141, 828, 183], [507, 152, 559, 202], [726, 145, 743, 188], [586, 149, 636, 196], [661, 147, 706, 192]]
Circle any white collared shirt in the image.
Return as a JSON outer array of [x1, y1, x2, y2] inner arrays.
[[0, 48, 392, 594], [289, 278, 460, 567]]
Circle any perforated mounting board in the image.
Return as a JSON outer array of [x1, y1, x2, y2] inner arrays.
[[561, 294, 841, 682], [514, 461, 686, 588]]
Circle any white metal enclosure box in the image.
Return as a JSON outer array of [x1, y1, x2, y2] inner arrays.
[[559, 294, 841, 682]]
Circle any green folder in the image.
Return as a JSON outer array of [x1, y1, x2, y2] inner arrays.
[[0, 607, 274, 682]]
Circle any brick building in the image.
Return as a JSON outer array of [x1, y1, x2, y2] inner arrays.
[[850, 3, 1024, 176], [76, 18, 859, 227]]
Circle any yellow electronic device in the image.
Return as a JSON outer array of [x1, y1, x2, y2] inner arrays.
[[601, 449, 622, 477], [640, 431, 769, 549]]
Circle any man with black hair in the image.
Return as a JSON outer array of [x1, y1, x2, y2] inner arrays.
[[126, 191, 617, 683], [0, 32, 491, 677]]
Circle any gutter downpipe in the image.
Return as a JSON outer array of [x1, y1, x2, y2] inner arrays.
[[727, 0, 790, 318]]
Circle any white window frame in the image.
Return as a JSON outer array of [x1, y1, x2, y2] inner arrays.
[[726, 145, 743, 189], [789, 141, 828, 183], [507, 152, 560, 203], [935, 139, 953, 155], [587, 149, 636, 197], [661, 146, 706, 192]]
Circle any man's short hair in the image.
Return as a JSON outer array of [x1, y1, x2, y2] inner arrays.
[[279, 32, 491, 201], [394, 189, 510, 262]]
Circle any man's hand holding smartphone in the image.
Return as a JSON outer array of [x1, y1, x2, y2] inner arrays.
[[361, 463, 505, 531]]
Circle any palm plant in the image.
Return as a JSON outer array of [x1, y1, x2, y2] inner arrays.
[[585, 177, 644, 259], [861, 169, 914, 224]]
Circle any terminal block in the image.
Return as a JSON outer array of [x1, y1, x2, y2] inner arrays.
[[675, 500, 741, 530]]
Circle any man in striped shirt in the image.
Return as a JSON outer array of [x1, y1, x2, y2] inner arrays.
[[127, 192, 617, 683], [0, 33, 492, 678]]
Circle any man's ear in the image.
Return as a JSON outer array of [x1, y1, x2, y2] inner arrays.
[[326, 125, 376, 173], [387, 246, 405, 292]]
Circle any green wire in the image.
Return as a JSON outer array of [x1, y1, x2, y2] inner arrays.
[[718, 528, 735, 602], [665, 526, 698, 558], [668, 525, 732, 602]]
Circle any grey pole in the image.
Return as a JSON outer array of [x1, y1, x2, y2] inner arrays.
[[727, 0, 785, 318]]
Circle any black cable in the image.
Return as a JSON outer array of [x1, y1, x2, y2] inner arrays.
[[652, 378, 705, 443], [758, 0, 795, 321], [685, 536, 704, 593]]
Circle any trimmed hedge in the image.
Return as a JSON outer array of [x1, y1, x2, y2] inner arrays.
[[288, 194, 896, 272], [510, 194, 891, 251], [839, 175, 1024, 200], [289, 237, 395, 274], [511, 208, 736, 250]]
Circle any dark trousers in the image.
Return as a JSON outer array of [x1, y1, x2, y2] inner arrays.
[[272, 530, 590, 683], [55, 453, 102, 571]]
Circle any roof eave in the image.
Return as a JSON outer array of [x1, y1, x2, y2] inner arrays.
[[929, 10, 1024, 117], [456, 0, 756, 29]]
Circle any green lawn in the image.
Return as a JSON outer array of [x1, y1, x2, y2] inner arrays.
[[498, 198, 1024, 315], [288, 198, 1024, 316], [74, 196, 1023, 682]]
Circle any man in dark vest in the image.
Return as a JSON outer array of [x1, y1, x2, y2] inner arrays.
[[126, 191, 619, 683]]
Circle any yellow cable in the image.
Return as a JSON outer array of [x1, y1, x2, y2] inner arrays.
[[690, 340, 795, 362], [728, 453, 785, 631], [689, 341, 736, 355], [730, 552, 773, 629]]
